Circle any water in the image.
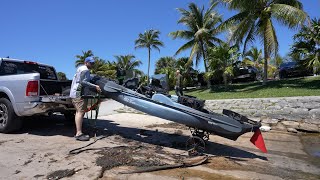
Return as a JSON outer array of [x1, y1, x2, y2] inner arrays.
[[300, 134, 320, 159]]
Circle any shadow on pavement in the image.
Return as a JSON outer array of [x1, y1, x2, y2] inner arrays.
[[15, 115, 267, 161]]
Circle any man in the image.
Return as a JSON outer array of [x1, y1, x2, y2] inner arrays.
[[70, 56, 101, 141], [175, 70, 183, 96]]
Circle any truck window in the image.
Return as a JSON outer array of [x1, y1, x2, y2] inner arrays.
[[0, 61, 57, 80]]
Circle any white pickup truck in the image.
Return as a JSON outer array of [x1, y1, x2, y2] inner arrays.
[[0, 58, 75, 133]]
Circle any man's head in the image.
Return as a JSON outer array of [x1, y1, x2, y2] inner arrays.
[[84, 56, 95, 69], [176, 70, 180, 75]]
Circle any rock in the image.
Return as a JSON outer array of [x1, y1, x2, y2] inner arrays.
[[242, 109, 257, 116], [290, 102, 304, 108], [297, 123, 320, 133], [273, 123, 286, 131], [250, 117, 261, 122], [261, 118, 279, 126], [269, 113, 285, 120], [287, 128, 298, 133], [287, 98, 298, 104], [266, 105, 282, 110], [277, 101, 288, 107], [304, 118, 320, 125], [281, 121, 300, 129], [269, 99, 279, 103], [304, 103, 320, 109], [282, 107, 295, 114], [309, 109, 320, 118], [283, 114, 303, 121], [292, 108, 309, 115]]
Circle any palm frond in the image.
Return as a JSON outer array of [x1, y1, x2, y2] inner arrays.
[[274, 0, 303, 9], [217, 11, 249, 34], [243, 23, 258, 54], [264, 18, 279, 56], [174, 40, 195, 56], [189, 42, 201, 67], [271, 3, 307, 29], [229, 15, 255, 45], [227, 0, 259, 10], [169, 30, 194, 40]]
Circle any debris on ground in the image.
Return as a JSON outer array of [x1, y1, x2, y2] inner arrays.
[[95, 145, 168, 177], [46, 169, 75, 180], [146, 122, 189, 130], [120, 155, 208, 174]]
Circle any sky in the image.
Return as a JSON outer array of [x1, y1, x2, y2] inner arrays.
[[0, 0, 319, 79]]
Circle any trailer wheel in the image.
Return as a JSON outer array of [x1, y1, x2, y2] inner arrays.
[[186, 136, 206, 156], [0, 98, 22, 133]]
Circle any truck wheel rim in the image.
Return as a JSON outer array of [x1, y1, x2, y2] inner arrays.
[[0, 104, 8, 127]]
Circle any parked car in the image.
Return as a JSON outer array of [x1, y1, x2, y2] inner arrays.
[[232, 66, 258, 83], [279, 61, 312, 79], [0, 58, 74, 133]]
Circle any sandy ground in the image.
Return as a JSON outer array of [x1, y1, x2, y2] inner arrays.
[[0, 100, 319, 180]]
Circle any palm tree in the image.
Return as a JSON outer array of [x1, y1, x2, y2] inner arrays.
[[75, 50, 94, 67], [154, 57, 176, 74], [176, 57, 197, 88], [57, 72, 67, 81], [135, 29, 164, 83], [220, 0, 308, 85], [170, 2, 223, 72], [104, 61, 118, 79], [206, 42, 240, 86], [243, 47, 263, 69], [273, 54, 283, 68], [90, 58, 117, 78], [176, 57, 193, 72], [157, 66, 176, 89], [115, 55, 143, 76], [291, 18, 320, 75]]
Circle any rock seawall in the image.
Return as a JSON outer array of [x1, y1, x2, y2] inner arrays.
[[205, 96, 320, 133]]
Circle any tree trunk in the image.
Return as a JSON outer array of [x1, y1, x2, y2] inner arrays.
[[263, 36, 269, 85], [201, 42, 208, 72], [223, 73, 227, 87], [200, 41, 210, 88], [147, 47, 151, 84]]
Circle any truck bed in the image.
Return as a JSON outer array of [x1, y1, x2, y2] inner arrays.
[[39, 80, 72, 96]]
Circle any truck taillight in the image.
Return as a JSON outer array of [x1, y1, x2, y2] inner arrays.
[[24, 61, 38, 65], [26, 80, 39, 96]]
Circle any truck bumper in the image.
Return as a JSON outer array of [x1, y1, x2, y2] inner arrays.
[[15, 102, 74, 116]]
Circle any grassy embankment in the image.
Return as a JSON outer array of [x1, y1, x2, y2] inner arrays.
[[180, 76, 320, 100]]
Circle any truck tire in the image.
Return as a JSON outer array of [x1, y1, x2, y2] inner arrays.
[[0, 98, 22, 133]]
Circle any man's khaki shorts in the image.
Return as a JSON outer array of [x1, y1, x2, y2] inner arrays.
[[71, 98, 88, 112]]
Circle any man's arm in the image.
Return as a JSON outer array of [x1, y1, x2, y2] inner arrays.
[[79, 70, 97, 88], [79, 70, 101, 93]]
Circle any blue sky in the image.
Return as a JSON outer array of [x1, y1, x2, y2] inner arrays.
[[0, 0, 319, 79]]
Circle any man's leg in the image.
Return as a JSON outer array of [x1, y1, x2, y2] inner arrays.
[[75, 111, 85, 136], [175, 87, 181, 96], [72, 98, 88, 138], [179, 87, 184, 96]]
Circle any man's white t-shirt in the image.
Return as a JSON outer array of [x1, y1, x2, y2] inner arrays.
[[70, 65, 91, 98]]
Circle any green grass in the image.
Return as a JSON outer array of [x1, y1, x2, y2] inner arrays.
[[174, 76, 320, 100]]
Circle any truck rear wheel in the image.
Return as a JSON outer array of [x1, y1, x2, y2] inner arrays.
[[0, 98, 22, 133]]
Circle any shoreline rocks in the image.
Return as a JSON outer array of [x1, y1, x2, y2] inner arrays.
[[205, 96, 320, 133]]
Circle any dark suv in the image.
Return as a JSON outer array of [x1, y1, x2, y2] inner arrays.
[[232, 66, 258, 83], [279, 61, 312, 79]]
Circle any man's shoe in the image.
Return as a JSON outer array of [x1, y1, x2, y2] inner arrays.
[[75, 134, 90, 141]]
